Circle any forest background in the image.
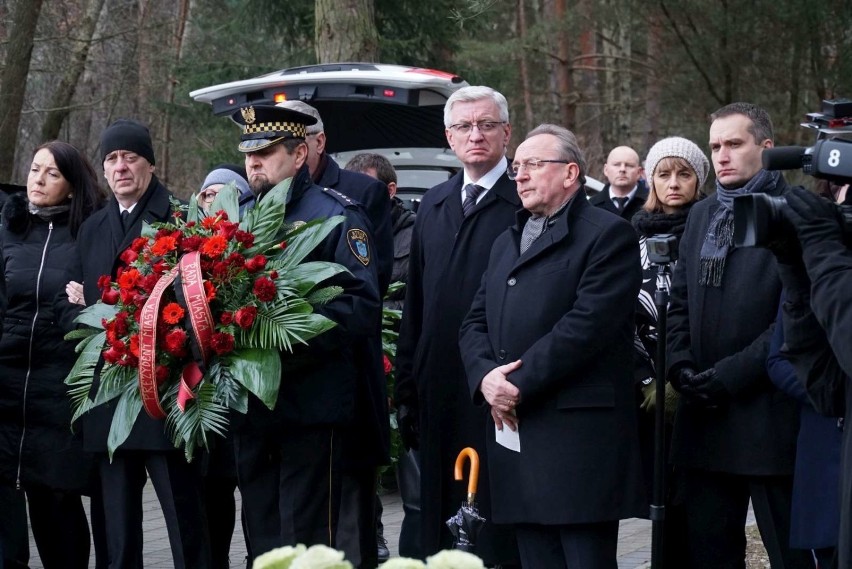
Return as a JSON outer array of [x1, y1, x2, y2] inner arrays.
[[1, 0, 850, 197]]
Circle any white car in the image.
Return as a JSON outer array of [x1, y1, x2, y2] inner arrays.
[[190, 63, 603, 208]]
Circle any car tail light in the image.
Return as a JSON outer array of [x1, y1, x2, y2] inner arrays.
[[273, 93, 287, 103], [383, 89, 395, 98]]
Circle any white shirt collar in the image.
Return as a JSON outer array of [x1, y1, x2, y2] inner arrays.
[[462, 157, 508, 204], [609, 185, 637, 205], [119, 203, 137, 215]]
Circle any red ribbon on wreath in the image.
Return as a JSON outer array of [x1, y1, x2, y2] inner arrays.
[[138, 251, 216, 419]]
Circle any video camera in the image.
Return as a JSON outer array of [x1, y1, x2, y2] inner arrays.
[[734, 98, 852, 247], [646, 234, 679, 265]]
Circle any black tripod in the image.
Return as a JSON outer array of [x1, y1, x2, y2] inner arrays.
[[650, 260, 673, 569]]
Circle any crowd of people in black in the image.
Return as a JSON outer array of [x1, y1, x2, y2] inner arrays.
[[0, 86, 851, 569]]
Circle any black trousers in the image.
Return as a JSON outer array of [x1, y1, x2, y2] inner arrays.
[[97, 451, 210, 569], [336, 466, 379, 569], [682, 469, 816, 569], [515, 521, 619, 569], [235, 423, 343, 561], [27, 484, 91, 569], [0, 485, 29, 569]]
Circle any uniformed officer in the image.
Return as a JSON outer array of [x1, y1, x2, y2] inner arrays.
[[230, 104, 383, 561]]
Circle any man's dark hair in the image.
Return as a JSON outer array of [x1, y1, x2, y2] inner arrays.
[[344, 153, 397, 185], [710, 102, 774, 144]]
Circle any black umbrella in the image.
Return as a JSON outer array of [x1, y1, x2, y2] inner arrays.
[[446, 447, 486, 553]]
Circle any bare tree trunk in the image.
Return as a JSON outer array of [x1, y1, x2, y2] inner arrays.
[[553, 0, 574, 127], [643, 12, 662, 153], [40, 0, 107, 142], [0, 0, 44, 181], [517, 0, 533, 131], [160, 0, 192, 184], [315, 0, 379, 63]]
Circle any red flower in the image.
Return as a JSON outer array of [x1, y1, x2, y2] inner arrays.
[[218, 221, 239, 239], [245, 255, 267, 273], [252, 277, 276, 302], [97, 275, 112, 291], [234, 230, 255, 248], [201, 216, 220, 230], [201, 235, 228, 258], [141, 274, 160, 294], [156, 365, 170, 385], [220, 311, 233, 325], [155, 228, 172, 239], [227, 252, 245, 269], [117, 269, 141, 290], [119, 288, 138, 307], [234, 306, 257, 329], [151, 236, 178, 257], [152, 261, 168, 276], [163, 329, 188, 357], [102, 288, 120, 304], [103, 345, 123, 364], [278, 240, 288, 249], [119, 248, 139, 265], [129, 334, 140, 357], [113, 312, 129, 336], [204, 280, 217, 301], [180, 236, 203, 252], [162, 302, 185, 325], [383, 354, 393, 375], [130, 237, 148, 252], [210, 332, 235, 355], [212, 261, 230, 280], [269, 270, 279, 279], [216, 210, 229, 221]]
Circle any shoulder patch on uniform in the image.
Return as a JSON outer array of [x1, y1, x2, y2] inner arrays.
[[347, 228, 371, 266], [322, 187, 357, 208]]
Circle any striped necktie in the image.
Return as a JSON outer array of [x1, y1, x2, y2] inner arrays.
[[462, 184, 485, 217]]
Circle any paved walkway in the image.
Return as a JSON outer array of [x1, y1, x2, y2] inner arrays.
[[25, 483, 662, 568]]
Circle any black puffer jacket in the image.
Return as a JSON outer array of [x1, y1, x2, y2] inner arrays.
[[0, 193, 91, 490]]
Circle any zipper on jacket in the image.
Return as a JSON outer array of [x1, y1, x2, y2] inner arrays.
[[16, 221, 53, 489]]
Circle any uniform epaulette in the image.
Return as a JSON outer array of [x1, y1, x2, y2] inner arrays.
[[321, 187, 359, 209]]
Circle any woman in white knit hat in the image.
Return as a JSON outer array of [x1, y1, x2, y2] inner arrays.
[[631, 136, 709, 569]]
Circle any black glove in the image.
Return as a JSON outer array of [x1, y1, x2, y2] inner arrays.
[[782, 187, 844, 248], [776, 263, 811, 305], [669, 366, 697, 393], [397, 404, 420, 451], [680, 368, 730, 407]]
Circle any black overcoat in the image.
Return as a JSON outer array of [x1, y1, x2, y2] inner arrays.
[[395, 162, 521, 563], [0, 195, 92, 490], [588, 181, 649, 220], [666, 181, 799, 475], [459, 194, 647, 524], [73, 177, 178, 452]]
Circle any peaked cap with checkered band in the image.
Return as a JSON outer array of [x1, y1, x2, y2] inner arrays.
[[232, 104, 318, 152]]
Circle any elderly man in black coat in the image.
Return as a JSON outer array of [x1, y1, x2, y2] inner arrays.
[[459, 124, 645, 568], [66, 119, 211, 568], [394, 86, 521, 564], [666, 103, 811, 569]]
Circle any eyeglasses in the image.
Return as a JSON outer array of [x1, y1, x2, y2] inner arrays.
[[448, 121, 506, 135], [507, 159, 571, 180]]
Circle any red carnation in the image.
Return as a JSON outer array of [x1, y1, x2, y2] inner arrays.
[[129, 334, 140, 357], [97, 275, 112, 291], [119, 248, 139, 265], [383, 354, 393, 375], [212, 261, 230, 280], [234, 230, 255, 248], [227, 252, 245, 268], [234, 306, 258, 329], [220, 311, 233, 325], [103, 346, 123, 364], [141, 274, 160, 294], [253, 277, 276, 302], [204, 280, 217, 301], [180, 236, 203, 252], [245, 255, 267, 273], [269, 270, 279, 279], [119, 288, 137, 307], [201, 216, 220, 230], [152, 261, 168, 276], [155, 365, 170, 385], [113, 312, 129, 336], [102, 287, 120, 305], [163, 328, 188, 356], [130, 237, 148, 252], [218, 221, 239, 239], [210, 332, 235, 355]]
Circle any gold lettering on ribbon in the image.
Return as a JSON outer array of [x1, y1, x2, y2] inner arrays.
[[180, 252, 215, 365]]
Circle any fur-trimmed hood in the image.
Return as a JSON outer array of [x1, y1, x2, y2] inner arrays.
[[1, 192, 29, 234]]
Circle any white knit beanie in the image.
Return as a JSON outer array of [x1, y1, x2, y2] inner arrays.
[[645, 137, 710, 187]]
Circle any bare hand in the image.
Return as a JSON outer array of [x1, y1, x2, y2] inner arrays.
[[66, 281, 85, 306], [480, 359, 522, 414], [492, 406, 519, 432]]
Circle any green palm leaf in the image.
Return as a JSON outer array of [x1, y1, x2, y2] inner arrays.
[[73, 304, 118, 329], [229, 348, 281, 410], [107, 386, 143, 461], [272, 261, 348, 295], [238, 300, 336, 351], [208, 181, 240, 222], [240, 178, 292, 254], [165, 381, 229, 461], [275, 216, 345, 268]]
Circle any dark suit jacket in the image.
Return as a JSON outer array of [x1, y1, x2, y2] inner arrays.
[[589, 181, 648, 220], [74, 176, 178, 452], [395, 160, 522, 562], [459, 193, 646, 525]]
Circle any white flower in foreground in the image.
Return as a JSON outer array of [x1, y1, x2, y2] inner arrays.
[[290, 544, 353, 569], [425, 550, 485, 569], [380, 557, 427, 569], [252, 544, 306, 569]]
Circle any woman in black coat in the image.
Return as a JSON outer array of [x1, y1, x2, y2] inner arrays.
[[631, 136, 708, 568], [0, 141, 103, 568]]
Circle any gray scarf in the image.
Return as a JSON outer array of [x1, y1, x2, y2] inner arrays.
[[519, 196, 573, 254], [27, 201, 71, 221], [699, 169, 780, 287]]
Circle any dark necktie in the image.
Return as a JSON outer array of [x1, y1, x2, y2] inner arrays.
[[462, 184, 485, 217], [614, 197, 629, 212], [120, 209, 130, 231]]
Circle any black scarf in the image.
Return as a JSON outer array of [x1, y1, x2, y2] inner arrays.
[[698, 169, 781, 287], [631, 204, 693, 240]]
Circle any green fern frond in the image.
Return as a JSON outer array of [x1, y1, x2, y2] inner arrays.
[[306, 285, 343, 306], [165, 381, 229, 461]]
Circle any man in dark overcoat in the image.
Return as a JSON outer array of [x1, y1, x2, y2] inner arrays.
[[394, 86, 521, 564], [665, 103, 810, 568], [589, 145, 648, 220], [278, 100, 391, 569], [230, 105, 382, 562], [69, 119, 211, 568]]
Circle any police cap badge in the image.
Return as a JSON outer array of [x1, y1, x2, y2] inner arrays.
[[232, 104, 318, 153]]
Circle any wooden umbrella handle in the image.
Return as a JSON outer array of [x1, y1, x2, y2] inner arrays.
[[454, 447, 480, 504]]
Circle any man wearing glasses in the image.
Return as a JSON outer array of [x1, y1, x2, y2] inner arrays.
[[460, 124, 646, 568], [395, 85, 521, 565]]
